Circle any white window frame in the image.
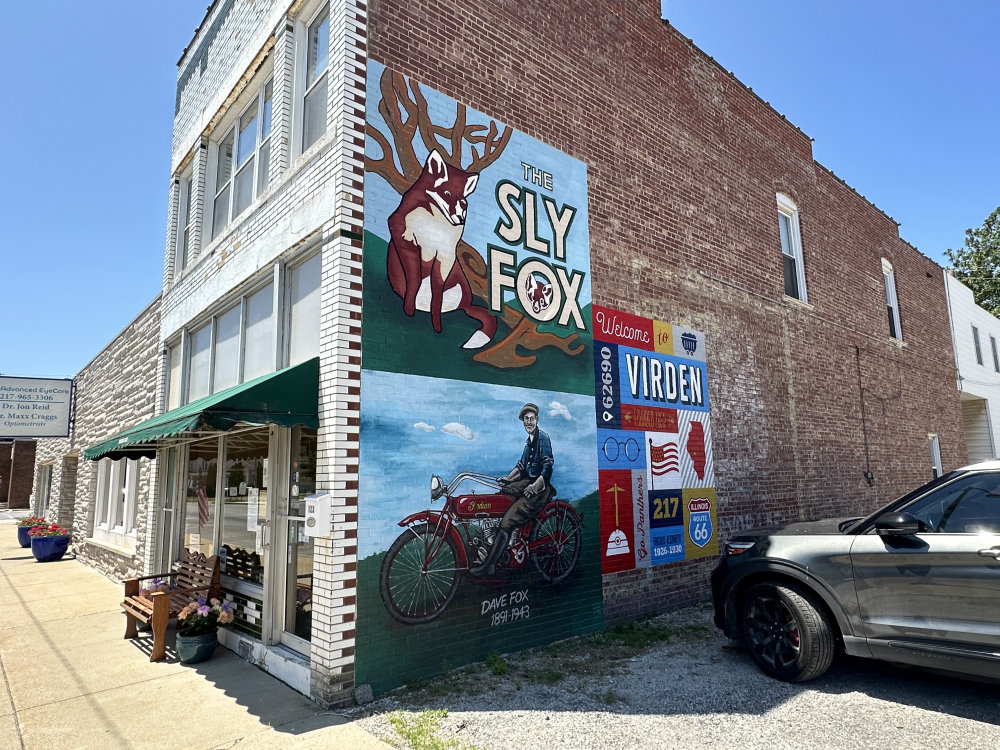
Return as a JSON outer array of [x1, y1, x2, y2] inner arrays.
[[173, 248, 320, 407], [208, 75, 275, 241], [881, 258, 902, 341], [928, 434, 943, 479], [285, 250, 322, 366], [973, 325, 984, 366], [777, 193, 807, 303], [36, 463, 54, 515], [175, 170, 195, 271], [93, 458, 139, 548], [295, 2, 330, 155]]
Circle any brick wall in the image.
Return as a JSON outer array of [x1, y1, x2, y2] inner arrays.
[[367, 0, 966, 622], [1, 440, 36, 509], [31, 296, 161, 581]]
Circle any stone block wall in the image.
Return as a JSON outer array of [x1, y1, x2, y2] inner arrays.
[[31, 296, 161, 581]]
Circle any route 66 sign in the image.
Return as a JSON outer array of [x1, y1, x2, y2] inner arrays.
[[687, 497, 713, 548]]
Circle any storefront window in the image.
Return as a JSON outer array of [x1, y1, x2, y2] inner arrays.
[[183, 438, 218, 556], [219, 430, 269, 583]]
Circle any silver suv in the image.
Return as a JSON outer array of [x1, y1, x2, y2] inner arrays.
[[711, 462, 1000, 682]]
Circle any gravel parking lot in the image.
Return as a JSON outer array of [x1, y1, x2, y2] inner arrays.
[[352, 604, 1000, 750]]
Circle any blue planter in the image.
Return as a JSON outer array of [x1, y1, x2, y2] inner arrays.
[[17, 525, 43, 548], [30, 535, 70, 562], [176, 630, 218, 664]]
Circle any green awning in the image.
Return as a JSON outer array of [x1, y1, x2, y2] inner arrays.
[[83, 357, 319, 461]]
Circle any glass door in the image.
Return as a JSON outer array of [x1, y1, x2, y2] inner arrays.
[[271, 426, 317, 653]]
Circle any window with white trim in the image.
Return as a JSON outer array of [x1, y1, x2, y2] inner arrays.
[[187, 322, 213, 401], [301, 4, 330, 152], [94, 458, 139, 540], [168, 249, 320, 407], [992, 336, 1000, 373], [36, 463, 53, 515], [167, 343, 183, 411], [175, 171, 195, 270], [777, 193, 807, 302], [287, 252, 321, 365], [973, 325, 984, 366], [211, 78, 274, 241], [881, 258, 902, 340]]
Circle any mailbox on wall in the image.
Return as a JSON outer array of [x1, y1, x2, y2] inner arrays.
[[303, 492, 332, 537]]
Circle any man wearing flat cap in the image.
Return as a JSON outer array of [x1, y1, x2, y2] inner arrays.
[[469, 402, 554, 577]]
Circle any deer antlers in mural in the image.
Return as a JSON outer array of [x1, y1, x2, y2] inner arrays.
[[366, 69, 585, 369]]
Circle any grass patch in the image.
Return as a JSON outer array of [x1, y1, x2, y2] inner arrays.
[[387, 709, 472, 750], [522, 667, 564, 685], [589, 618, 709, 650], [486, 650, 509, 676]]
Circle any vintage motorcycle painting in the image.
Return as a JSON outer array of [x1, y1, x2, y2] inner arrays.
[[380, 472, 583, 624]]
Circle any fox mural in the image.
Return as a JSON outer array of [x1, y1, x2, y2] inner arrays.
[[359, 61, 600, 697], [387, 149, 497, 349]]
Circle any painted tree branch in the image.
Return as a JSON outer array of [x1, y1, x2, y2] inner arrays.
[[367, 68, 582, 369]]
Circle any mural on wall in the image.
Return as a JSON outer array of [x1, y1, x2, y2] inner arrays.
[[357, 61, 601, 695], [593, 306, 717, 574]]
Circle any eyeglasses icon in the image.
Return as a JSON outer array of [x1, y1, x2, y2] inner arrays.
[[603, 436, 640, 462]]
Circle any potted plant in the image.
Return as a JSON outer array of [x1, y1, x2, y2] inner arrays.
[[175, 596, 234, 664], [28, 523, 71, 562], [16, 516, 48, 548]]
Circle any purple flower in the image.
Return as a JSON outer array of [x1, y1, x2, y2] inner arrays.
[[197, 605, 210, 616]]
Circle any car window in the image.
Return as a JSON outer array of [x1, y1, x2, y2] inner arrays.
[[904, 472, 1000, 533]]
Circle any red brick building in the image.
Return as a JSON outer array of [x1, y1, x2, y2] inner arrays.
[[367, 0, 964, 623]]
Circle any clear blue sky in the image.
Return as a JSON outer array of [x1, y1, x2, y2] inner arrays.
[[2, 1, 997, 380]]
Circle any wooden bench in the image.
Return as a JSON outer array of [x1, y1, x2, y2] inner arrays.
[[122, 549, 220, 662]]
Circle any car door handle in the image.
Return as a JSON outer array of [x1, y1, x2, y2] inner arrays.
[[977, 547, 1000, 559]]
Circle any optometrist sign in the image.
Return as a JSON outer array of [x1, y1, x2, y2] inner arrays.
[[0, 377, 73, 438], [593, 306, 716, 574]]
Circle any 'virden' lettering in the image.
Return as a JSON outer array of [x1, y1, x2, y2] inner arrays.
[[624, 352, 703, 407]]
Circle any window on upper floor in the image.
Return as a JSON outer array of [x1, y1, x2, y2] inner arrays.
[[211, 78, 274, 241], [169, 249, 320, 407], [301, 4, 330, 152], [992, 336, 1000, 373], [973, 325, 984, 366], [881, 259, 902, 341], [777, 193, 807, 302], [167, 343, 183, 411], [176, 171, 195, 270], [287, 252, 321, 366]]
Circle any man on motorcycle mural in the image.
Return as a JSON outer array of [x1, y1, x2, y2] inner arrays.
[[469, 402, 554, 577]]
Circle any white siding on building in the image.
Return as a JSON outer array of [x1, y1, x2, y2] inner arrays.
[[945, 272, 1000, 462]]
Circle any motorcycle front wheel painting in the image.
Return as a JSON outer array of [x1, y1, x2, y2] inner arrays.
[[379, 523, 462, 625]]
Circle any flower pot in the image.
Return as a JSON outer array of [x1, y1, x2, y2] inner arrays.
[[17, 525, 44, 548], [30, 535, 71, 563], [176, 630, 218, 664]]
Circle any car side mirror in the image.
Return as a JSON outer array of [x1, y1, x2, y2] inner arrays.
[[874, 512, 923, 537]]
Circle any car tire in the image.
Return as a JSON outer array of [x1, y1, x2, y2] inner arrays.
[[740, 582, 834, 682]]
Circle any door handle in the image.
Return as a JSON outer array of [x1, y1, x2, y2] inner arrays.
[[977, 547, 1000, 559]]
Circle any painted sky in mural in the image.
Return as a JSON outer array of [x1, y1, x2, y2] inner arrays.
[[358, 371, 596, 559]]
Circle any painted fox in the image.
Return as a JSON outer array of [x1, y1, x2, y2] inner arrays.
[[386, 149, 498, 349]]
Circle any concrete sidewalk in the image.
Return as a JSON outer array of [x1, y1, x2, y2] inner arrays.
[[0, 521, 390, 750]]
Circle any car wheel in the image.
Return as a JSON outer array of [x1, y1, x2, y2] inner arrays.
[[740, 582, 834, 682]]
